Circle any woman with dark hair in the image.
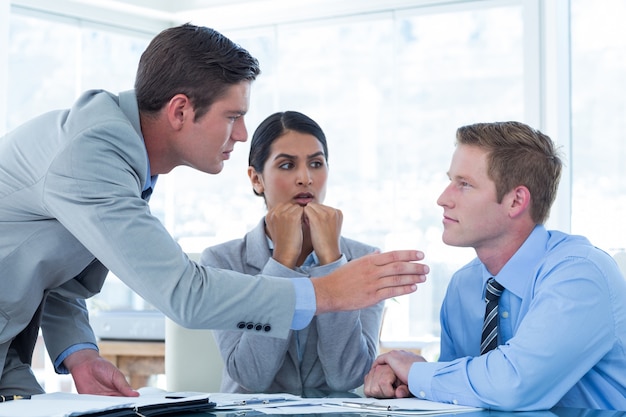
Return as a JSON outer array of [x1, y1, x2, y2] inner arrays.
[[200, 111, 384, 394]]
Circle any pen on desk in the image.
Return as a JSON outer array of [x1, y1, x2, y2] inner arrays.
[[0, 394, 31, 402], [341, 401, 396, 411], [235, 397, 287, 406]]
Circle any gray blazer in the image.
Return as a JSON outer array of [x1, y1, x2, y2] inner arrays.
[[200, 218, 384, 394], [0, 90, 298, 387]]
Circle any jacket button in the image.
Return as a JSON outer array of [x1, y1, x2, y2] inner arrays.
[[255, 323, 263, 331], [237, 321, 246, 329], [263, 324, 271, 332], [246, 322, 254, 329]]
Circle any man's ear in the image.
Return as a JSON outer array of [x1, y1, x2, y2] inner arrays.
[[248, 166, 264, 195], [165, 94, 193, 130], [508, 185, 531, 219]]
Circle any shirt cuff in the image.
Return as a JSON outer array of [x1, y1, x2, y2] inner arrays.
[[54, 343, 99, 374], [291, 278, 316, 330], [408, 361, 440, 400]]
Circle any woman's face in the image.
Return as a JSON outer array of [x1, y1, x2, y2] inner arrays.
[[249, 130, 328, 211]]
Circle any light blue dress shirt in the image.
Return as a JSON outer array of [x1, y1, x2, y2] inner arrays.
[[408, 225, 626, 411]]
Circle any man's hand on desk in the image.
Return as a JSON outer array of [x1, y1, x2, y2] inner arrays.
[[364, 350, 426, 399], [64, 348, 139, 397]]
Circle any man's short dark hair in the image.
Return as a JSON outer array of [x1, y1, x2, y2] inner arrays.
[[135, 23, 260, 120]]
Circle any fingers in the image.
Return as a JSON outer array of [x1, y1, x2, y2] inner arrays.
[[370, 250, 429, 288], [364, 363, 399, 398], [304, 203, 342, 264], [266, 203, 304, 268], [371, 249, 425, 266], [113, 371, 140, 397], [395, 384, 411, 398], [312, 249, 430, 314]]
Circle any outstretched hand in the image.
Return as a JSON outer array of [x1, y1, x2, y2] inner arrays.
[[312, 250, 429, 314], [65, 348, 139, 397]]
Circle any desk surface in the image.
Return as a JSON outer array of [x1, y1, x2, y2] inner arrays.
[[192, 407, 626, 417]]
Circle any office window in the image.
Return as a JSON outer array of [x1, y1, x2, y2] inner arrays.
[[7, 12, 151, 313], [570, 0, 626, 255], [6, 10, 151, 391], [8, 0, 624, 351], [179, 3, 526, 345], [8, 13, 149, 130]]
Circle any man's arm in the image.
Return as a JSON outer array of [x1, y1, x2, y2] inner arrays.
[[41, 289, 138, 396], [312, 250, 427, 314], [407, 260, 616, 411]]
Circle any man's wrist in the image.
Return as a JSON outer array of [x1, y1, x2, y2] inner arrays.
[[55, 343, 99, 374]]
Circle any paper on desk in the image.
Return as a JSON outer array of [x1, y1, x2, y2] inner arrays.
[[0, 391, 213, 417], [211, 392, 302, 407], [322, 397, 481, 415], [239, 397, 481, 415]]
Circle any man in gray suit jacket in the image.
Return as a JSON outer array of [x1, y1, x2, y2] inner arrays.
[[0, 24, 429, 396]]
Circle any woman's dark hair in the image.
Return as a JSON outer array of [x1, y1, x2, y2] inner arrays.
[[135, 23, 260, 120], [249, 111, 328, 196]]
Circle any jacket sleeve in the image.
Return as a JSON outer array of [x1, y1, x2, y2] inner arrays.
[[43, 117, 296, 339], [311, 241, 383, 391], [202, 245, 296, 392], [40, 260, 108, 368]]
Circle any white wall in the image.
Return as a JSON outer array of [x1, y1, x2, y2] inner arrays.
[[0, 0, 9, 134]]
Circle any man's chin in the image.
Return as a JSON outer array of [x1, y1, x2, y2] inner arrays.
[[201, 163, 224, 175]]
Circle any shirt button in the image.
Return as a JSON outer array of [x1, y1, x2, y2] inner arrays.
[[453, 399, 458, 405], [419, 391, 426, 398], [502, 311, 509, 319]]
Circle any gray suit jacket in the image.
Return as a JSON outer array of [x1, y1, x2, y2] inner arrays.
[[0, 90, 298, 386], [200, 218, 384, 394]]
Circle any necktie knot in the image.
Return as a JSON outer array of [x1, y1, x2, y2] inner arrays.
[[485, 278, 505, 302]]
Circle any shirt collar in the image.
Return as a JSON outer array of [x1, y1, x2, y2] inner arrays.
[[489, 224, 549, 298]]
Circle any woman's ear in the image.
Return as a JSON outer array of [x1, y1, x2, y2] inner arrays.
[[248, 166, 264, 195]]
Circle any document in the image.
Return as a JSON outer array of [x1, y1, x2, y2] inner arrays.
[[322, 397, 481, 415], [0, 391, 480, 417], [212, 394, 481, 415], [211, 392, 303, 408], [0, 391, 215, 417]]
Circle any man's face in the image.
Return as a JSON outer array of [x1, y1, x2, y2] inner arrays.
[[177, 81, 251, 174], [436, 144, 510, 252]]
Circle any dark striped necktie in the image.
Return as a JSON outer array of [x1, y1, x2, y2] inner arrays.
[[480, 277, 505, 355]]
